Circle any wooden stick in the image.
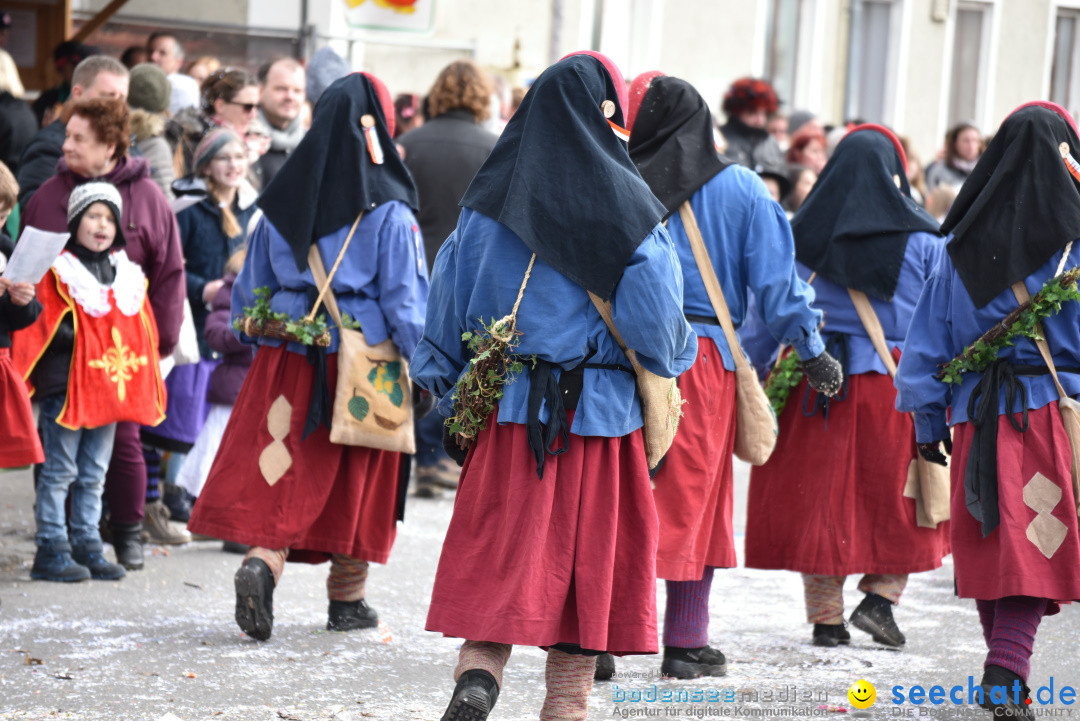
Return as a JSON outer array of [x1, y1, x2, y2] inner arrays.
[[242, 317, 331, 347]]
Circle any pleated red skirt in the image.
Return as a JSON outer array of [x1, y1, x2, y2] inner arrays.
[[745, 372, 949, 576], [0, 349, 42, 467], [426, 415, 660, 655], [652, 338, 738, 580], [950, 403, 1080, 605], [187, 345, 401, 564]]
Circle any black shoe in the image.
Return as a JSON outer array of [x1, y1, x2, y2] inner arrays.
[[30, 542, 91, 582], [222, 540, 251, 554], [850, 592, 906, 647], [812, 623, 851, 647], [660, 645, 727, 679], [326, 599, 379, 631], [441, 669, 499, 721], [594, 652, 616, 681], [161, 484, 193, 523], [234, 558, 274, 641], [108, 523, 144, 571], [979, 665, 1035, 719], [71, 541, 126, 580]]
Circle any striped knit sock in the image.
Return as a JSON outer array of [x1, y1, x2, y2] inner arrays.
[[540, 648, 595, 721], [245, 547, 288, 585], [662, 566, 715, 647], [454, 640, 512, 689], [326, 555, 369, 602], [857, 573, 908, 604], [144, 447, 162, 502], [802, 574, 846, 625], [984, 596, 1048, 681], [975, 598, 995, 647]]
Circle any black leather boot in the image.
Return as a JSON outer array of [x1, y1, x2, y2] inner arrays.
[[326, 599, 379, 631], [850, 592, 905, 646], [109, 523, 144, 571], [440, 668, 499, 721], [235, 558, 275, 641]]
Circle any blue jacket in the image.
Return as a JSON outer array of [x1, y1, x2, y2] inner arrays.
[[896, 240, 1080, 443], [178, 190, 259, 357], [412, 208, 697, 438], [670, 165, 823, 369], [232, 199, 428, 362]]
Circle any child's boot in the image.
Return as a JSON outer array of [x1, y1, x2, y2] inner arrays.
[[110, 522, 144, 570], [72, 540, 126, 580], [30, 541, 91, 582]]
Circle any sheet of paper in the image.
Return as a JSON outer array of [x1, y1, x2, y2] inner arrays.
[[2, 226, 70, 284]]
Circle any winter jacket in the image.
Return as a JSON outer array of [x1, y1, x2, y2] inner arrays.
[[0, 92, 38, 175], [0, 232, 42, 349], [398, 109, 498, 272], [205, 272, 250, 405], [132, 109, 177, 201], [719, 117, 786, 174], [16, 119, 65, 207], [22, 155, 186, 356], [176, 182, 259, 357]]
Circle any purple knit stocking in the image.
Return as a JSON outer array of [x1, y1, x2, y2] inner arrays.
[[979, 596, 1048, 681], [662, 566, 715, 648]]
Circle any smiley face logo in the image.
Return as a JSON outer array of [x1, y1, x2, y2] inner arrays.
[[848, 679, 876, 709]]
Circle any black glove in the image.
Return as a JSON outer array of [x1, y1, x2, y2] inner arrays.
[[412, 385, 435, 419], [442, 424, 469, 467], [800, 350, 843, 397], [917, 436, 952, 467]]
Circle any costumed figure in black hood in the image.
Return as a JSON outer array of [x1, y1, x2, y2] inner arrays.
[[743, 124, 949, 650], [897, 103, 1080, 718], [412, 52, 697, 721], [186, 72, 430, 641], [607, 72, 838, 682]]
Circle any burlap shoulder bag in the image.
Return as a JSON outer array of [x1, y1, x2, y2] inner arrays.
[[588, 292, 682, 470], [848, 288, 949, 528], [678, 202, 777, 466], [307, 213, 416, 453], [1011, 242, 1080, 521]]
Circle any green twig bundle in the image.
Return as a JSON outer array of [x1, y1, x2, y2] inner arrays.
[[763, 347, 803, 417], [446, 315, 533, 449], [938, 267, 1080, 385], [232, 286, 332, 347]]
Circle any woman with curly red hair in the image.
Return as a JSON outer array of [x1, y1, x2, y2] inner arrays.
[[718, 77, 785, 172]]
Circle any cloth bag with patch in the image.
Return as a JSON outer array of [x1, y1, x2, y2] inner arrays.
[[1011, 246, 1080, 521], [848, 288, 950, 528], [678, 202, 777, 466], [307, 213, 415, 453]]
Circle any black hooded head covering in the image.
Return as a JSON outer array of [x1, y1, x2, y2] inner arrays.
[[459, 53, 665, 301], [628, 74, 730, 217], [257, 72, 418, 272], [792, 124, 940, 301], [942, 102, 1080, 309]]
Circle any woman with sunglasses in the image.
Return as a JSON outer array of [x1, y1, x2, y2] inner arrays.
[[176, 67, 260, 177]]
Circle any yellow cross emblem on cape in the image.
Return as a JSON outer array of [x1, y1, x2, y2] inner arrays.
[[88, 327, 148, 402]]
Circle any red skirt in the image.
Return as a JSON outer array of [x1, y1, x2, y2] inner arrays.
[[951, 403, 1080, 604], [426, 416, 659, 655], [0, 349, 42, 467], [187, 345, 402, 564], [745, 373, 949, 575], [652, 338, 738, 580]]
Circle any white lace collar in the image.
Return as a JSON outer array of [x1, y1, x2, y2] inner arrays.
[[53, 250, 147, 318]]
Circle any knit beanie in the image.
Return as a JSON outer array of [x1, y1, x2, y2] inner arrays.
[[193, 128, 243, 176], [128, 63, 171, 113], [67, 181, 126, 249]]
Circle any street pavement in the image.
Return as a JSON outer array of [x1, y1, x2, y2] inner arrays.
[[0, 461, 1077, 721]]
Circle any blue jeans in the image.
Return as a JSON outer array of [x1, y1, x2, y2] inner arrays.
[[35, 395, 117, 547], [414, 409, 449, 468]]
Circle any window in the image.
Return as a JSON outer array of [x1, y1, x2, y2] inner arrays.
[[947, 2, 991, 125], [765, 0, 802, 109], [1051, 8, 1080, 118], [845, 0, 902, 124]]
